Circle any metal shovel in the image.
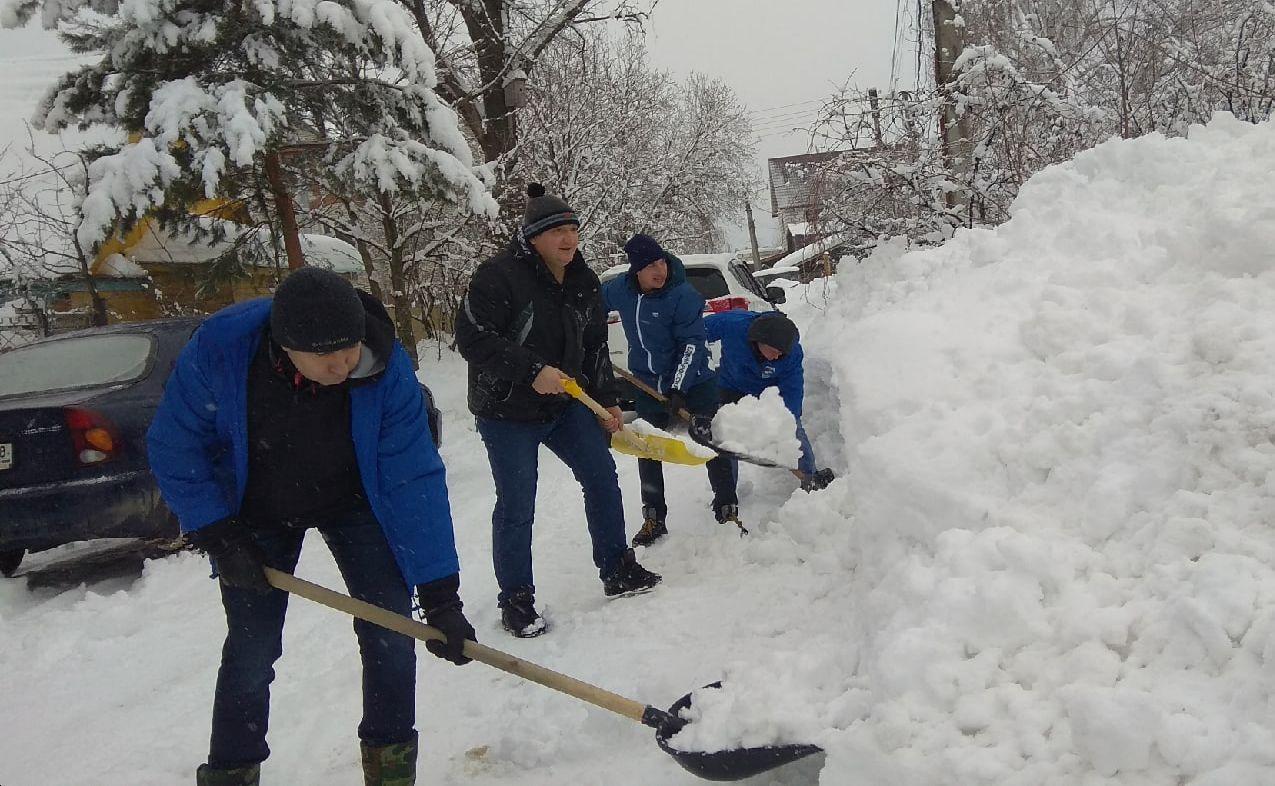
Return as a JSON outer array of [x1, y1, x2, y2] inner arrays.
[[264, 568, 822, 781]]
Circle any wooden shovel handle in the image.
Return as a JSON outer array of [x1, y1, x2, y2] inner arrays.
[[613, 367, 693, 422], [263, 568, 651, 724], [561, 378, 619, 423]]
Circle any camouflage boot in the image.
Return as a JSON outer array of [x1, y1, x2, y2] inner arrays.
[[361, 733, 418, 786], [196, 763, 260, 786]]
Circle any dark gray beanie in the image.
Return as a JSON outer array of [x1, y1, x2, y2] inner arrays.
[[746, 313, 799, 355], [270, 266, 365, 353], [521, 182, 579, 240]]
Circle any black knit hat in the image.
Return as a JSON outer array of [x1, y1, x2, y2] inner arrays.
[[746, 313, 799, 355], [624, 233, 666, 273], [270, 266, 365, 353], [521, 183, 579, 240]]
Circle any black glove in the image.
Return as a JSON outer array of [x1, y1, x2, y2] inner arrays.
[[665, 390, 688, 419], [417, 574, 476, 665], [802, 468, 837, 492], [687, 414, 715, 445], [187, 518, 272, 594]]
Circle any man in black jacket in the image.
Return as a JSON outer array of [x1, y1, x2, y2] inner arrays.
[[455, 184, 661, 637]]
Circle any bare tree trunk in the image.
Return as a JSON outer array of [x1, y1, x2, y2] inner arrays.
[[379, 192, 418, 363], [264, 151, 305, 270]]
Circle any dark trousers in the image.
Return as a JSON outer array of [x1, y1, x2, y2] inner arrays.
[[634, 378, 737, 519], [207, 509, 415, 768], [476, 401, 629, 604]]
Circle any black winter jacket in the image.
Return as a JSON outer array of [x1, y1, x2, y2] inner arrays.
[[455, 238, 618, 422]]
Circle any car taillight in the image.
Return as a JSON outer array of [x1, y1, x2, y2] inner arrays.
[[65, 408, 119, 465], [705, 296, 749, 314]]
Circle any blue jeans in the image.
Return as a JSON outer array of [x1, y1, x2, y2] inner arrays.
[[207, 509, 415, 768], [476, 402, 629, 603], [633, 378, 737, 518]]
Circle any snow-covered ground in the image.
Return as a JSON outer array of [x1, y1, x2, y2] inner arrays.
[[4, 25, 1275, 779]]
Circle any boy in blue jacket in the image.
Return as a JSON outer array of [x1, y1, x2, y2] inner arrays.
[[147, 267, 474, 786], [706, 309, 835, 492], [603, 234, 740, 544]]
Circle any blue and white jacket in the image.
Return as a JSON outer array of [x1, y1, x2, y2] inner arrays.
[[146, 298, 459, 588], [602, 254, 713, 395]]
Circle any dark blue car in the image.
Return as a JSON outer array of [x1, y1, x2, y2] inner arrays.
[[0, 316, 442, 577]]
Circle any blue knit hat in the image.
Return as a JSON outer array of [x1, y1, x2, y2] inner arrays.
[[624, 234, 666, 273]]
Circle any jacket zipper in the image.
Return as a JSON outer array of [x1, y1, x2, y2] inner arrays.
[[634, 293, 660, 392]]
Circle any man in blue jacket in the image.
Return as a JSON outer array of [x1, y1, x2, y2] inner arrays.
[[706, 309, 835, 493], [603, 234, 740, 544], [147, 266, 474, 786]]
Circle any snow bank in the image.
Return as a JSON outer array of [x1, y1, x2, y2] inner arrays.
[[768, 113, 1275, 784]]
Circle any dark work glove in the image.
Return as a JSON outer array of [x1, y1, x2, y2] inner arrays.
[[187, 518, 272, 594], [802, 468, 837, 492], [665, 390, 688, 420], [417, 574, 476, 665], [687, 414, 715, 445]]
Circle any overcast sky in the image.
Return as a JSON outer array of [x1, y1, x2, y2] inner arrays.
[[645, 0, 906, 248]]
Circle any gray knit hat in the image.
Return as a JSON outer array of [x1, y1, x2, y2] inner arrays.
[[521, 183, 579, 240], [270, 266, 365, 353]]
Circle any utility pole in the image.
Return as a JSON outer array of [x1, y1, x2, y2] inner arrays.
[[867, 88, 885, 148], [933, 0, 972, 213], [744, 198, 763, 267]]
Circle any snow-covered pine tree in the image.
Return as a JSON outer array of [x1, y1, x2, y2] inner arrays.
[[2, 0, 498, 260]]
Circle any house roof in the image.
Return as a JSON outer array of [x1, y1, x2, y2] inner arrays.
[[767, 151, 849, 218]]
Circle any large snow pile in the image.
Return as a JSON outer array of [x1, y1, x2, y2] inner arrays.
[[747, 112, 1275, 784]]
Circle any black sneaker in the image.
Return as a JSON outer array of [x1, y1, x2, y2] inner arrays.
[[714, 503, 749, 536], [603, 549, 662, 597], [632, 506, 668, 547], [499, 588, 548, 638]]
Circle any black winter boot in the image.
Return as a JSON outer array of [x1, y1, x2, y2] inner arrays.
[[500, 588, 548, 637], [631, 506, 668, 547], [714, 503, 749, 536], [602, 549, 662, 597], [196, 763, 260, 786]]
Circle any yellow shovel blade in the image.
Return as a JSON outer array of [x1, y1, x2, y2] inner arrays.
[[611, 429, 711, 466], [560, 378, 709, 466]]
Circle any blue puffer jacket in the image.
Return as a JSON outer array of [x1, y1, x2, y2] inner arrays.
[[146, 298, 459, 587], [602, 254, 712, 395], [706, 310, 805, 417]]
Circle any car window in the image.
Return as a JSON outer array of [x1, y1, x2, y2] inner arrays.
[[684, 268, 731, 299], [0, 333, 155, 398], [729, 261, 768, 299]]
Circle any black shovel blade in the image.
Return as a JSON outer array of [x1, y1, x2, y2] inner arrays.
[[652, 684, 823, 782]]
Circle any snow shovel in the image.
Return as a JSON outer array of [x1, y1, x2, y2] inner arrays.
[[263, 567, 823, 781], [562, 378, 710, 467], [613, 367, 835, 491]]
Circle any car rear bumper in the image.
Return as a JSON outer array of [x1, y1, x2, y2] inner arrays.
[[0, 469, 175, 552]]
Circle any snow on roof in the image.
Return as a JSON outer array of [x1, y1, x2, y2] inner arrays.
[[786, 222, 812, 237], [772, 231, 850, 268], [120, 219, 362, 274]]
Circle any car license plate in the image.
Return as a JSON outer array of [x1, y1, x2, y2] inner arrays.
[[0, 443, 11, 470]]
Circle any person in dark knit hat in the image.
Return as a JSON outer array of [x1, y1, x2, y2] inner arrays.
[[148, 264, 474, 786], [602, 232, 737, 544], [455, 183, 662, 638], [706, 310, 836, 496]]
